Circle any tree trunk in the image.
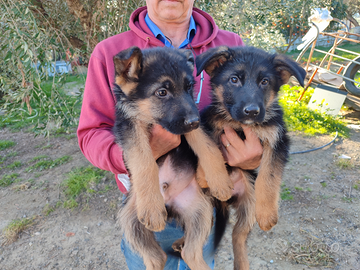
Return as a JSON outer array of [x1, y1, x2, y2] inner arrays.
[[346, 13, 359, 27], [65, 0, 100, 50], [28, 0, 87, 51]]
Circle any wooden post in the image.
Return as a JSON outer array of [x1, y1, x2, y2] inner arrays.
[[327, 34, 339, 70], [305, 39, 317, 72]]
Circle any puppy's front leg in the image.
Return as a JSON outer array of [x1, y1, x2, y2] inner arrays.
[[118, 193, 167, 270], [126, 123, 167, 232], [185, 128, 233, 201], [254, 144, 283, 231]]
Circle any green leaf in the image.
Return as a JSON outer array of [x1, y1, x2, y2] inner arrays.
[[4, 51, 12, 61]]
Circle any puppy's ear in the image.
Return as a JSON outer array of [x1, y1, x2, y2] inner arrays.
[[180, 49, 195, 71], [195, 46, 231, 77], [273, 54, 306, 87], [113, 46, 143, 89]]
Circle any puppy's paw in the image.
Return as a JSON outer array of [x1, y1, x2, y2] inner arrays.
[[172, 237, 185, 253], [137, 201, 167, 232], [210, 183, 233, 201], [255, 205, 278, 231]]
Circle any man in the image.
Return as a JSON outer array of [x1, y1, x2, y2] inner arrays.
[[77, 0, 263, 269]]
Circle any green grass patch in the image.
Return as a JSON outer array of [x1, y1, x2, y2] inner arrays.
[[29, 155, 49, 162], [41, 144, 53, 149], [353, 182, 359, 190], [0, 151, 18, 164], [26, 155, 71, 172], [63, 199, 78, 209], [335, 159, 354, 169], [52, 127, 77, 140], [280, 185, 294, 201], [42, 204, 56, 216], [5, 161, 22, 170], [279, 85, 349, 137], [62, 166, 107, 209], [0, 103, 39, 131], [0, 74, 85, 133], [1, 216, 37, 245], [0, 173, 21, 187], [0, 140, 15, 151], [295, 186, 303, 191], [320, 181, 327, 188], [342, 196, 353, 203]]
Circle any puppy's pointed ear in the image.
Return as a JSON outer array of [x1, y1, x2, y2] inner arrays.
[[273, 54, 306, 87], [180, 49, 195, 71], [113, 46, 143, 88], [195, 46, 231, 77]]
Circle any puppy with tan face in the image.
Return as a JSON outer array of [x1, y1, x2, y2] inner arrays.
[[197, 46, 306, 270]]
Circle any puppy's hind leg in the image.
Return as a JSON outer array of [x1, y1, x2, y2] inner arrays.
[[118, 193, 167, 270], [231, 170, 256, 270], [172, 180, 214, 270]]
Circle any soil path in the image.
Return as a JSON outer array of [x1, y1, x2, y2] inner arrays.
[[0, 112, 359, 269]]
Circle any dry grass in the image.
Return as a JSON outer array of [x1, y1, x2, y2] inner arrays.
[[11, 182, 31, 191], [335, 159, 355, 169], [1, 216, 37, 246], [273, 229, 337, 268], [286, 238, 336, 267]]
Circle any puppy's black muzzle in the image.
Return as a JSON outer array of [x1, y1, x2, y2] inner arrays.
[[244, 104, 260, 118], [184, 116, 200, 130], [231, 102, 265, 124], [162, 111, 200, 135]]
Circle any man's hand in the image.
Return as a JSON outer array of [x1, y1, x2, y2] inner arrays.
[[220, 125, 263, 170], [150, 124, 181, 160]]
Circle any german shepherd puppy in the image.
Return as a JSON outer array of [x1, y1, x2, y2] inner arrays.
[[113, 46, 232, 269], [196, 46, 306, 270]]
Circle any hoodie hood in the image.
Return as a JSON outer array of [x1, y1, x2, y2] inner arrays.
[[129, 6, 219, 49]]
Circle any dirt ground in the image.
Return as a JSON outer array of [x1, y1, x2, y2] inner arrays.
[[0, 111, 359, 270]]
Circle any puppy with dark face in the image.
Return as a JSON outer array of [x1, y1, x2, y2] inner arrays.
[[113, 46, 232, 269], [196, 46, 306, 270]]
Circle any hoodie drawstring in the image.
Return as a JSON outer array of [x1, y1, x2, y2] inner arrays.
[[189, 44, 206, 104], [145, 37, 150, 48], [196, 71, 204, 104]]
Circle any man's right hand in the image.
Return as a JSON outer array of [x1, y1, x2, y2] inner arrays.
[[150, 124, 181, 160]]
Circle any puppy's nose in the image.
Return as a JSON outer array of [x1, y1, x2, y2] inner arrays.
[[184, 117, 200, 129], [244, 105, 260, 117]]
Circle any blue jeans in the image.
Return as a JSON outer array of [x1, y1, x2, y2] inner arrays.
[[121, 216, 216, 270]]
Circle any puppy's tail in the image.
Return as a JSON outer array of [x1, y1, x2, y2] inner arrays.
[[214, 200, 229, 249]]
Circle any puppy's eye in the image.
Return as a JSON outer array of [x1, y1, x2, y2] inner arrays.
[[156, 89, 168, 97], [186, 82, 193, 92], [260, 78, 269, 86], [230, 76, 239, 84]]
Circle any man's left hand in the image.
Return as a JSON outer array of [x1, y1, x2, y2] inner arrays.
[[220, 125, 263, 170]]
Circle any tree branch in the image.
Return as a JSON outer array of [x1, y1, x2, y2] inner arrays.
[[346, 13, 359, 27], [65, 0, 99, 50]]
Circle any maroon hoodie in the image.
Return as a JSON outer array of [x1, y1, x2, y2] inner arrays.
[[77, 6, 244, 193]]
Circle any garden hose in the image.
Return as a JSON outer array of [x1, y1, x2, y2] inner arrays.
[[290, 131, 338, 155]]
